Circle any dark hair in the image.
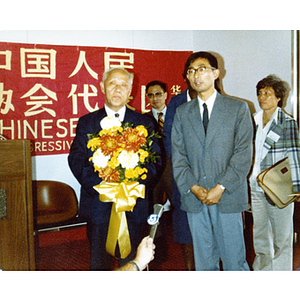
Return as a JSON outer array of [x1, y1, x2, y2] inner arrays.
[[183, 51, 221, 93], [183, 51, 218, 79], [256, 75, 290, 108], [146, 80, 167, 93]]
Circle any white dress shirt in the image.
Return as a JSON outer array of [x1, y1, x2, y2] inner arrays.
[[152, 105, 167, 122], [187, 89, 192, 102], [250, 107, 279, 191], [197, 90, 217, 120], [104, 104, 126, 122]]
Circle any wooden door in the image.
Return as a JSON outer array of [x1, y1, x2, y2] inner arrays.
[[0, 140, 35, 270]]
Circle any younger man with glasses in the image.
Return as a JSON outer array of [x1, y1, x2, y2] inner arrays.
[[171, 52, 253, 270]]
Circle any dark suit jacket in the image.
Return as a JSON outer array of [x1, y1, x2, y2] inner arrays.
[[144, 111, 163, 138], [144, 110, 172, 203], [145, 110, 166, 170], [68, 107, 162, 225], [161, 90, 193, 243], [164, 89, 189, 159]]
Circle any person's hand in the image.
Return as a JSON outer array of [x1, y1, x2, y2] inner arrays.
[[293, 193, 300, 202], [133, 236, 155, 270], [202, 184, 224, 206], [289, 193, 300, 202], [190, 185, 208, 202]]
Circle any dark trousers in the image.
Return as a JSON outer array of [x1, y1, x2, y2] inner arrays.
[[152, 157, 172, 206], [86, 217, 144, 270]]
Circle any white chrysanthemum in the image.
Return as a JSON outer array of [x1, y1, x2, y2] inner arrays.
[[117, 150, 139, 169], [92, 148, 110, 168], [100, 116, 122, 130]]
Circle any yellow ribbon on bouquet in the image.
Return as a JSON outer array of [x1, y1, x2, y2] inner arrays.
[[94, 181, 145, 259]]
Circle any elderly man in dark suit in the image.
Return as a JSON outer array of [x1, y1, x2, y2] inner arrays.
[[68, 67, 162, 270], [172, 52, 253, 270]]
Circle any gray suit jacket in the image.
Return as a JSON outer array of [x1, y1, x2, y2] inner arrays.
[[171, 92, 253, 214]]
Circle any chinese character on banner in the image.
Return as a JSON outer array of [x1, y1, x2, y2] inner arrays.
[[0, 50, 12, 70], [0, 83, 14, 114], [69, 50, 98, 79], [21, 84, 57, 117], [140, 85, 151, 114], [0, 41, 191, 156], [170, 85, 182, 96], [20, 48, 57, 79], [104, 52, 134, 71], [68, 84, 99, 114]]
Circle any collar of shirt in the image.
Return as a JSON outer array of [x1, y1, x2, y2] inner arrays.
[[152, 106, 167, 122], [198, 90, 217, 119], [254, 107, 279, 128], [104, 104, 126, 122], [187, 89, 192, 102], [255, 108, 279, 163]]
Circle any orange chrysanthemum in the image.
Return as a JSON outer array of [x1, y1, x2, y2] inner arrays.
[[98, 134, 121, 157], [121, 128, 147, 152], [98, 166, 120, 182]]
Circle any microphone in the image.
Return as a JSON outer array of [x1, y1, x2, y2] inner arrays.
[[147, 204, 164, 239]]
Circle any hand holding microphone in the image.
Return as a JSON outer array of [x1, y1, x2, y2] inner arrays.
[[147, 203, 165, 239]]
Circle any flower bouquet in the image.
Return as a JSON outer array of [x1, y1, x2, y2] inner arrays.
[[87, 116, 159, 258]]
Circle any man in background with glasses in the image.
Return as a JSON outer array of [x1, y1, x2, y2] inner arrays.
[[171, 52, 253, 270]]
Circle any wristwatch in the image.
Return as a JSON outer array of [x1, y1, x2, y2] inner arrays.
[[219, 184, 225, 190]]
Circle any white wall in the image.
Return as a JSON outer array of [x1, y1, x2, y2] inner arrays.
[[0, 30, 194, 50], [1, 30, 293, 111], [192, 30, 293, 115], [0, 30, 294, 199]]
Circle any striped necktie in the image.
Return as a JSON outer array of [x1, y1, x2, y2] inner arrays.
[[158, 112, 164, 129]]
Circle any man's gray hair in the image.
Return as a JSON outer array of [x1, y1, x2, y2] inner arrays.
[[102, 67, 133, 86]]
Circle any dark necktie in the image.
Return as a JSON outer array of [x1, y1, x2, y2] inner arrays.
[[158, 112, 164, 129], [203, 103, 208, 134], [115, 113, 119, 118]]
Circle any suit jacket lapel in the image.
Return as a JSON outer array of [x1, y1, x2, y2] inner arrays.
[[124, 107, 134, 123], [98, 108, 108, 130], [187, 99, 206, 145], [205, 94, 226, 147]]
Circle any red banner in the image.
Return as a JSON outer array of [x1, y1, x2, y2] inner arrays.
[[0, 42, 191, 156]]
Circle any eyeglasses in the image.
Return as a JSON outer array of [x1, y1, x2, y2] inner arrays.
[[147, 92, 164, 99], [187, 65, 216, 76]]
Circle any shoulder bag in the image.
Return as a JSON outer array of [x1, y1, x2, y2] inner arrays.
[[256, 157, 297, 209]]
